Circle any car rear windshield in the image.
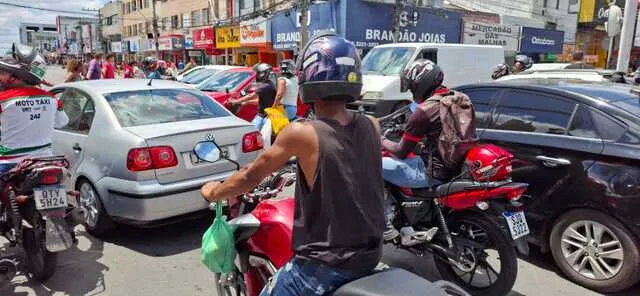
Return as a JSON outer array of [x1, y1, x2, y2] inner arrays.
[[104, 89, 230, 127], [361, 47, 416, 76], [610, 99, 640, 117], [198, 71, 252, 92]]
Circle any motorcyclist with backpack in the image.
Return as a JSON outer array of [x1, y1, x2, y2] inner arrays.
[[0, 43, 69, 175], [381, 59, 477, 188]]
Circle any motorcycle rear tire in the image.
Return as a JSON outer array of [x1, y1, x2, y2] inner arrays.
[[23, 224, 58, 282], [433, 212, 517, 296]]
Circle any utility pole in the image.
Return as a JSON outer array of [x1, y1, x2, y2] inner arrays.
[[616, 0, 638, 72], [392, 0, 403, 43], [152, 0, 161, 57], [299, 0, 309, 50]]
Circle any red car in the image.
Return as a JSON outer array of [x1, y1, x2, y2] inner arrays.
[[197, 67, 311, 122]]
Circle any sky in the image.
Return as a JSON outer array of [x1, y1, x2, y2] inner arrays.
[[0, 0, 108, 52]]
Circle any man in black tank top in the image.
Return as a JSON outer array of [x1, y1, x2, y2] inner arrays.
[[201, 33, 385, 295]]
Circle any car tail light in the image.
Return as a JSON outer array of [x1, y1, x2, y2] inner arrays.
[[127, 146, 177, 172], [150, 146, 178, 169], [39, 168, 63, 185], [242, 131, 263, 153]]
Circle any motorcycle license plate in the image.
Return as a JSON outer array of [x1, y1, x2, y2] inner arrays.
[[502, 211, 530, 240], [34, 185, 68, 210]]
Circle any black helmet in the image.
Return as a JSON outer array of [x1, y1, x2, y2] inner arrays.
[[279, 59, 296, 77], [0, 43, 47, 85], [400, 59, 444, 102], [253, 63, 272, 82], [296, 32, 362, 103], [491, 64, 510, 80], [141, 56, 158, 70], [514, 54, 533, 71]]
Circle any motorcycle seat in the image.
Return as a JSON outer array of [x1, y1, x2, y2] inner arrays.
[[331, 268, 463, 296], [411, 180, 481, 199]]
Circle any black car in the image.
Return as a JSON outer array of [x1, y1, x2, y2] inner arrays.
[[456, 80, 640, 293]]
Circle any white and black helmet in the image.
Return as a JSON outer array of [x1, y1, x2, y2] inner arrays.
[[400, 59, 444, 102], [0, 43, 47, 85]]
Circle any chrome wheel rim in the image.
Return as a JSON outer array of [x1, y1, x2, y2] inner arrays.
[[79, 183, 99, 228], [560, 220, 624, 280]]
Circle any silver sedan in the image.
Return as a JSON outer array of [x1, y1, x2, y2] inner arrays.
[[50, 79, 262, 236]]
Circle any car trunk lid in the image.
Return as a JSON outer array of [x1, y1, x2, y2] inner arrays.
[[124, 117, 256, 184]]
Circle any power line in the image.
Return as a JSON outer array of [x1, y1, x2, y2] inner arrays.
[[0, 1, 98, 16]]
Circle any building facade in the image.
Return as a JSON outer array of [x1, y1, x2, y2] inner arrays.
[[18, 23, 58, 54], [100, 1, 123, 55], [56, 16, 101, 56]]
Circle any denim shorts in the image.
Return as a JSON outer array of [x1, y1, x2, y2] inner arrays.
[[260, 258, 367, 296], [382, 156, 441, 188]]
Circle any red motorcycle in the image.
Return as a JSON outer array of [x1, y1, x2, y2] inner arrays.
[[0, 156, 84, 286], [377, 107, 529, 296], [193, 141, 470, 296]]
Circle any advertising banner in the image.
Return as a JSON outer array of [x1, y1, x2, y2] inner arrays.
[[520, 27, 564, 53], [463, 22, 519, 51]]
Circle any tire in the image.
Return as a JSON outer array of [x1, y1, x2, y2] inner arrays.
[[434, 212, 518, 296], [23, 217, 57, 282], [77, 180, 115, 237], [549, 209, 640, 293]]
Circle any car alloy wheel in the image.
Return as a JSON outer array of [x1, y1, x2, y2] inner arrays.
[[560, 220, 624, 280], [79, 182, 100, 228]]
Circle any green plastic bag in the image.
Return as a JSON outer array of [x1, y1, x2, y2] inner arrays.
[[201, 202, 237, 273]]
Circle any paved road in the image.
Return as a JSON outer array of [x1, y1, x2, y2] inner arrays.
[[2, 69, 639, 295]]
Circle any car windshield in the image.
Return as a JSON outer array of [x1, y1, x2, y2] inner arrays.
[[361, 47, 415, 76], [182, 69, 219, 84], [181, 67, 203, 79], [104, 88, 230, 127], [198, 71, 252, 92]]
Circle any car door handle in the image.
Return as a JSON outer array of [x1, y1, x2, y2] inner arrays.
[[72, 143, 82, 153], [536, 155, 571, 167]]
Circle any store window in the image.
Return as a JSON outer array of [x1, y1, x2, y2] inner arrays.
[[202, 8, 210, 25], [132, 0, 136, 11], [171, 15, 179, 29]]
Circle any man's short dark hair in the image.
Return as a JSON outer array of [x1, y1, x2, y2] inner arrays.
[[106, 53, 115, 60], [94, 53, 103, 59]]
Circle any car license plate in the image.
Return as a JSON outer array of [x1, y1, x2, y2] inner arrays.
[[34, 185, 68, 210], [190, 146, 230, 165], [502, 211, 530, 240]]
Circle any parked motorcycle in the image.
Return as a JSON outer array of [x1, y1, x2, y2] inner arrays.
[[193, 141, 470, 296], [0, 156, 84, 286], [378, 108, 529, 296]]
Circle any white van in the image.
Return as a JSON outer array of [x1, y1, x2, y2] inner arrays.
[[351, 43, 504, 116]]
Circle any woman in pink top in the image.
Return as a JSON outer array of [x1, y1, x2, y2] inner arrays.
[[102, 53, 116, 79]]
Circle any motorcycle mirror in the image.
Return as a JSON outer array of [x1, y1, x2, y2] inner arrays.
[[225, 87, 230, 94], [240, 90, 248, 96], [193, 141, 222, 163]]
